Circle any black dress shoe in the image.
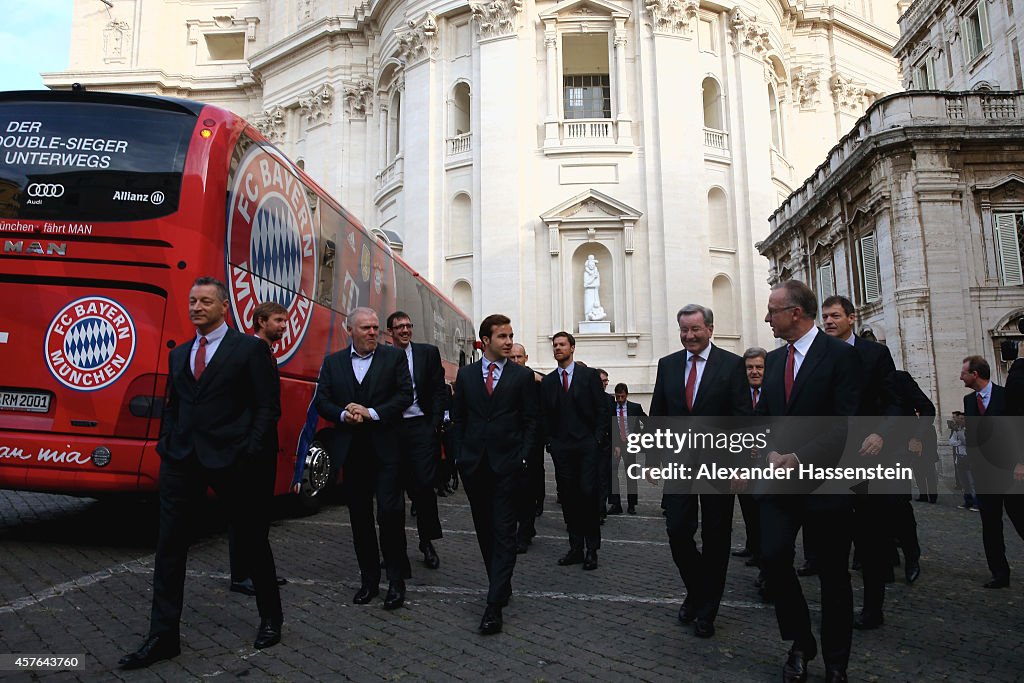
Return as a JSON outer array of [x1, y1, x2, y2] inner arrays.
[[825, 666, 849, 683], [383, 581, 406, 610], [607, 503, 624, 515], [352, 585, 380, 604], [782, 643, 816, 683], [678, 602, 695, 624], [118, 634, 181, 670], [732, 547, 753, 558], [905, 559, 921, 584], [627, 504, 636, 514], [984, 576, 1010, 588], [558, 550, 584, 566], [254, 617, 282, 649], [796, 561, 819, 577], [479, 604, 503, 635], [583, 550, 598, 570], [852, 611, 884, 630], [421, 541, 440, 570], [694, 619, 715, 638], [230, 578, 257, 596]]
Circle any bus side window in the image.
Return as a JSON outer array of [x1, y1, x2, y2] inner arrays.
[[318, 239, 336, 307]]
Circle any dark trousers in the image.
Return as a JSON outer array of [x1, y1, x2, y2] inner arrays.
[[462, 461, 521, 606], [607, 451, 639, 507], [858, 493, 922, 614], [551, 445, 601, 551], [399, 417, 443, 546], [976, 492, 1024, 581], [760, 496, 853, 669], [913, 461, 938, 500], [150, 454, 281, 637], [737, 493, 760, 557], [664, 492, 734, 622], [516, 445, 545, 542], [344, 439, 411, 585]]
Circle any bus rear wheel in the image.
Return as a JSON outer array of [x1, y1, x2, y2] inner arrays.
[[295, 440, 332, 515]]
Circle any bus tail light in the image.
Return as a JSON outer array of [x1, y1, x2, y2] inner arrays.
[[115, 374, 167, 439]]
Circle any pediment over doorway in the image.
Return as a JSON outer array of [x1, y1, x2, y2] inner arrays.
[[540, 189, 642, 225]]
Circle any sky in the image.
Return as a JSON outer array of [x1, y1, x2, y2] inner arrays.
[[0, 1, 75, 91]]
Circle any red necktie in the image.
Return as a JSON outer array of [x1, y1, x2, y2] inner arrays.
[[486, 362, 496, 396], [618, 404, 627, 440], [977, 393, 986, 416], [752, 387, 760, 409], [562, 369, 570, 393], [784, 344, 795, 404], [685, 356, 700, 411], [194, 336, 209, 380]]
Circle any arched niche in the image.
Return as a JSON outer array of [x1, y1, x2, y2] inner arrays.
[[711, 274, 737, 335], [452, 280, 473, 321], [571, 243, 615, 332], [450, 81, 471, 136], [449, 192, 473, 255], [707, 187, 732, 249]]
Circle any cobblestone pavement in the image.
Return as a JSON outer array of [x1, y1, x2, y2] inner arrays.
[[1, 460, 1022, 682]]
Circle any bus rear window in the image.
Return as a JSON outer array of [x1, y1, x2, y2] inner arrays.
[[0, 102, 194, 222]]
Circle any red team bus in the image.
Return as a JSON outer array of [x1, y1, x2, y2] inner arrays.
[[0, 89, 474, 509]]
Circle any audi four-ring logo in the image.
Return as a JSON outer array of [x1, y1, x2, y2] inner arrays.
[[27, 183, 65, 198]]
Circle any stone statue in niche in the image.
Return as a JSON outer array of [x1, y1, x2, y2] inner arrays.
[[583, 254, 607, 321]]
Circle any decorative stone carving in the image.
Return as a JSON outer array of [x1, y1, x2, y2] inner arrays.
[[396, 11, 438, 63], [909, 40, 931, 64], [583, 255, 607, 322], [343, 80, 374, 119], [253, 106, 287, 143], [470, 0, 524, 40], [730, 9, 771, 56], [831, 72, 866, 114], [298, 84, 334, 125], [792, 69, 821, 110], [644, 0, 700, 36], [298, 0, 317, 23], [103, 20, 131, 62]]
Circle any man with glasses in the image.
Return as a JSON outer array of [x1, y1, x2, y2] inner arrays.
[[387, 311, 449, 570], [756, 281, 861, 683]]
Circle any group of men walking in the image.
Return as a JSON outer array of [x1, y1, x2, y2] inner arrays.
[[119, 275, 1024, 683]]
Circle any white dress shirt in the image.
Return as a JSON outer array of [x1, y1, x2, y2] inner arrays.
[[344, 346, 380, 422], [686, 344, 712, 400], [190, 321, 228, 374], [790, 326, 819, 378]]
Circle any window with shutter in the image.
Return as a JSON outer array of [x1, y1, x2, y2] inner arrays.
[[816, 261, 835, 304], [859, 233, 881, 302], [994, 212, 1024, 286]]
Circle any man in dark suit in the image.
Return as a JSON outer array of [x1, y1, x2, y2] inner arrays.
[[119, 277, 283, 670], [509, 343, 545, 553], [821, 295, 905, 631], [755, 280, 861, 683], [315, 307, 414, 609], [609, 383, 646, 515], [452, 315, 539, 634], [542, 331, 607, 570], [650, 304, 750, 639], [387, 311, 448, 570], [962, 354, 1024, 588], [735, 347, 767, 574], [595, 368, 614, 522]]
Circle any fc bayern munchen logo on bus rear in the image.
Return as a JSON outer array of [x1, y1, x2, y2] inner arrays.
[[44, 296, 137, 392], [226, 144, 318, 365]]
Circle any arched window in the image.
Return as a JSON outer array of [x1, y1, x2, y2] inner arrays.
[[702, 77, 724, 130], [707, 188, 731, 249], [452, 281, 473, 319], [451, 82, 471, 136], [712, 275, 737, 335], [388, 91, 402, 161], [768, 83, 783, 152]]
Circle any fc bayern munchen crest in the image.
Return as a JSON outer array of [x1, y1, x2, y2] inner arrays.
[[44, 296, 137, 392], [226, 144, 318, 365]]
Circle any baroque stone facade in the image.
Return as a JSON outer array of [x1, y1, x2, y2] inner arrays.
[[45, 0, 899, 392]]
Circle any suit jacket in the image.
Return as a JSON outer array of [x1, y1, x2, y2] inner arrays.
[[611, 399, 647, 448], [964, 383, 1018, 479], [1005, 358, 1024, 416], [540, 363, 607, 452], [893, 370, 937, 463], [849, 336, 902, 432], [158, 327, 280, 469], [451, 359, 539, 477], [409, 342, 447, 429], [755, 329, 862, 470], [649, 343, 751, 475], [314, 343, 414, 467]]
